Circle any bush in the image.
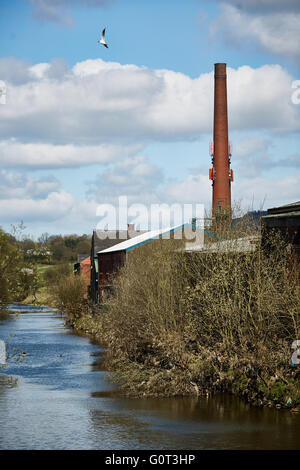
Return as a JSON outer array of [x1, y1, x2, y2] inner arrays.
[[0, 228, 38, 306], [51, 274, 89, 319], [98, 219, 300, 405], [43, 263, 72, 285]]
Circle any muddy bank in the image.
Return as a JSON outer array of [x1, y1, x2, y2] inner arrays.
[[67, 312, 300, 413]]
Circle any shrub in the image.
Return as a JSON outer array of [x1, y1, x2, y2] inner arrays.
[[43, 263, 72, 285], [98, 216, 300, 404], [0, 228, 38, 306], [51, 273, 89, 319]]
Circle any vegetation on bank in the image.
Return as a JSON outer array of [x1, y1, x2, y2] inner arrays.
[[21, 264, 69, 307], [49, 217, 300, 410], [22, 263, 89, 309], [0, 222, 92, 308], [0, 227, 38, 307], [50, 271, 90, 317]]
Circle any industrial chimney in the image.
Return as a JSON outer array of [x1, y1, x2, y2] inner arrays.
[[209, 63, 233, 225]]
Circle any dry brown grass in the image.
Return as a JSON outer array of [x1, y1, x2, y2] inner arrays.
[[98, 217, 300, 407], [51, 273, 90, 319]]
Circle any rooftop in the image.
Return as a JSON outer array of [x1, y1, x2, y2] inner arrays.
[[98, 223, 203, 254], [92, 229, 147, 257], [265, 201, 300, 216], [197, 235, 260, 253]]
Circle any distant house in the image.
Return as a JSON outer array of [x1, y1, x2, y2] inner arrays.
[[74, 254, 91, 299], [74, 253, 89, 276], [20, 267, 34, 275], [90, 225, 147, 303], [97, 223, 203, 301], [261, 201, 300, 262], [25, 248, 52, 263], [77, 253, 90, 264]]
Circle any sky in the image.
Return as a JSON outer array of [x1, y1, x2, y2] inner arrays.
[[0, 0, 299, 238]]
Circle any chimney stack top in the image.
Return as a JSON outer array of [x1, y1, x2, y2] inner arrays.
[[214, 63, 227, 77]]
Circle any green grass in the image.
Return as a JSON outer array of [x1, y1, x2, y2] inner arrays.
[[21, 264, 58, 306]]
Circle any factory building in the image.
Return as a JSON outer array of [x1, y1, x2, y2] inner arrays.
[[261, 201, 300, 263], [90, 225, 147, 303], [97, 223, 203, 300]]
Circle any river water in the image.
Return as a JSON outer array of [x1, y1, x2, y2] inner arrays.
[[0, 304, 299, 450]]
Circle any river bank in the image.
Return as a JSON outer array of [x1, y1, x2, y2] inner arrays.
[[3, 304, 300, 450], [21, 288, 55, 308], [39, 231, 300, 412], [67, 311, 300, 413]]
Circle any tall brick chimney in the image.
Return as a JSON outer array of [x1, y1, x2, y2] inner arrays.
[[209, 63, 233, 225]]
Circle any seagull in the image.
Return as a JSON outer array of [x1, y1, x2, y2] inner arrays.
[[98, 27, 108, 48]]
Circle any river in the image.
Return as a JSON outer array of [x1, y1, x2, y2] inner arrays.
[[0, 304, 299, 450]]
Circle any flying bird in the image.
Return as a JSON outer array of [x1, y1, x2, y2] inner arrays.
[[98, 27, 108, 48]]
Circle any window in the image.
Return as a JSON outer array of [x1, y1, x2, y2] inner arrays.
[[105, 259, 110, 274]]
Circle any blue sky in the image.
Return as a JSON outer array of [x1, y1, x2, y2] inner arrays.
[[0, 0, 299, 237]]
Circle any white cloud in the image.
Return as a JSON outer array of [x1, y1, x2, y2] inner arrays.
[[164, 174, 211, 208], [0, 170, 60, 199], [0, 191, 75, 223], [230, 136, 300, 178], [211, 4, 300, 62], [219, 0, 300, 13], [0, 168, 100, 231], [227, 65, 299, 131], [0, 140, 142, 169], [164, 169, 300, 215], [1, 164, 298, 235], [233, 137, 271, 160], [88, 154, 164, 205], [0, 55, 299, 233], [0, 169, 75, 223], [232, 172, 300, 210], [1, 58, 299, 153], [0, 169, 107, 229], [0, 57, 69, 85], [0, 57, 32, 85]]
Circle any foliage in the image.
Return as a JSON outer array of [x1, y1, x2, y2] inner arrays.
[[93, 215, 300, 407], [43, 263, 72, 285], [50, 272, 90, 319], [15, 231, 91, 265], [46, 234, 91, 264], [0, 228, 38, 306]]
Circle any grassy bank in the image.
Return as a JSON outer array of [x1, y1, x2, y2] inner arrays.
[[53, 225, 300, 411], [21, 286, 55, 307], [21, 264, 73, 308]]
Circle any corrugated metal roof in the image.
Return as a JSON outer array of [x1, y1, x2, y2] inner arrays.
[[98, 223, 198, 254], [92, 229, 147, 257], [197, 236, 260, 253], [262, 211, 300, 220], [267, 201, 300, 215]]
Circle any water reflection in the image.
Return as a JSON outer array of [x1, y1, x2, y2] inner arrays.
[[0, 304, 299, 450], [88, 393, 300, 450]]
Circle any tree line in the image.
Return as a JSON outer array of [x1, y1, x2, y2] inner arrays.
[[0, 225, 91, 307], [22, 232, 91, 264]]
